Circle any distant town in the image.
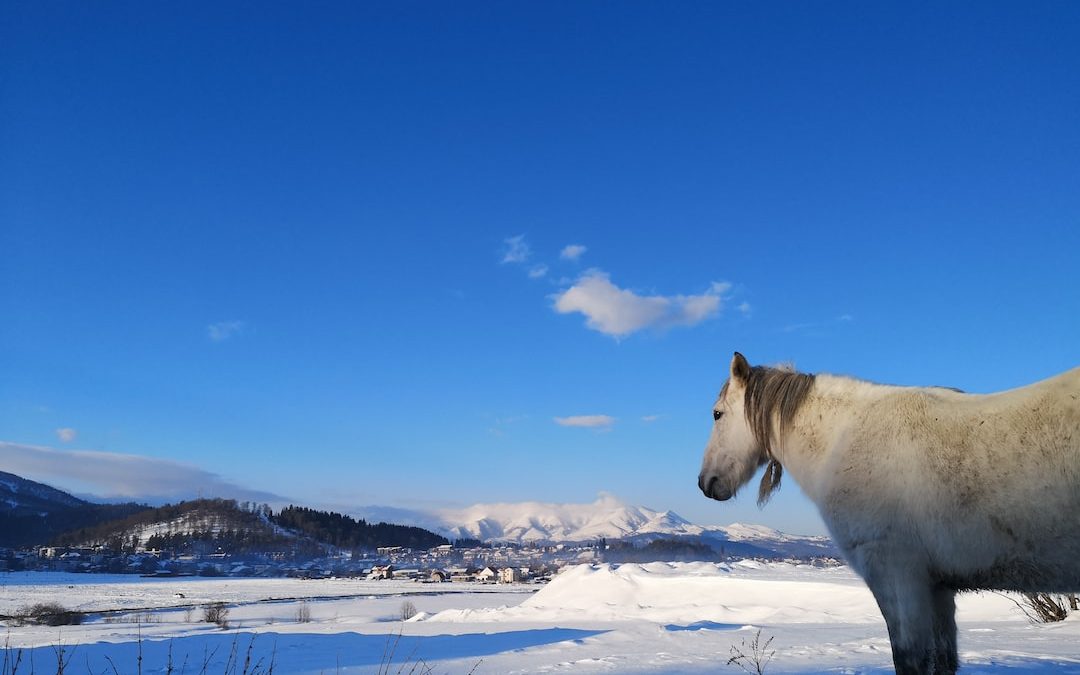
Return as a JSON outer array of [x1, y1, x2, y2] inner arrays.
[[3, 539, 618, 584]]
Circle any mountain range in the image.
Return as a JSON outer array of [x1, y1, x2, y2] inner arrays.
[[2, 471, 836, 559], [352, 493, 837, 558]]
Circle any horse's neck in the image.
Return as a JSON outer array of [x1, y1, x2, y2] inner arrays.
[[776, 375, 890, 500]]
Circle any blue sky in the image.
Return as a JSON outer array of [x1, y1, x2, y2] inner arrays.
[[2, 2, 1078, 535]]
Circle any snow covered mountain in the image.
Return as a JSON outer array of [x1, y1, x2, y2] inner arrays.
[[436, 494, 704, 543], [351, 494, 837, 558]]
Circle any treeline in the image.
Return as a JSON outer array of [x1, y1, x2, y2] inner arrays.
[[453, 537, 486, 549], [272, 506, 449, 551], [603, 538, 720, 563]]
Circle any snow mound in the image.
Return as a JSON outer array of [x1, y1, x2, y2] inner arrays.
[[422, 561, 1024, 627], [424, 561, 882, 625]]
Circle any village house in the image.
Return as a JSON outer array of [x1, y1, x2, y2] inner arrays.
[[449, 567, 474, 582], [368, 564, 394, 580], [475, 566, 499, 583], [498, 567, 523, 583]]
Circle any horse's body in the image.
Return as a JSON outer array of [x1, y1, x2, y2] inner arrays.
[[698, 353, 1080, 675]]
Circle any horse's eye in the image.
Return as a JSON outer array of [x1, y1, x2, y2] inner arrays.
[[713, 410, 723, 421]]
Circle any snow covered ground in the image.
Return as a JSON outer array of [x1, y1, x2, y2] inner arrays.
[[3, 563, 1080, 673]]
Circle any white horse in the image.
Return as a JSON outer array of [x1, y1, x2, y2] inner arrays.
[[698, 353, 1080, 674]]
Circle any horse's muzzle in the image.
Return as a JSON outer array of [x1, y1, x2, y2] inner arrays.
[[698, 473, 732, 501]]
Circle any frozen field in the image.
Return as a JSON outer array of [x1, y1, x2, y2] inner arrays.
[[3, 562, 1080, 673]]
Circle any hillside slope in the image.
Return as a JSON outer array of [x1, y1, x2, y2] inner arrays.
[[0, 471, 149, 548]]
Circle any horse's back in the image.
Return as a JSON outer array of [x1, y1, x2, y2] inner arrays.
[[830, 366, 1080, 592]]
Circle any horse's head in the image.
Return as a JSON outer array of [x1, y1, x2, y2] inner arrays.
[[697, 352, 768, 502]]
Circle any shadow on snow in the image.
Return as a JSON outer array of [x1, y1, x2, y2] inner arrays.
[[9, 627, 610, 672], [663, 620, 742, 632]]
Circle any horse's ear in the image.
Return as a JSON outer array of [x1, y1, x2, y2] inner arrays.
[[731, 352, 751, 382]]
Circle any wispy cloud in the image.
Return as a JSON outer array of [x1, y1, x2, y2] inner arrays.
[[554, 415, 616, 428], [553, 271, 731, 338], [737, 301, 752, 316], [55, 428, 77, 443], [560, 244, 587, 261], [500, 235, 531, 264], [207, 320, 246, 342], [528, 264, 549, 279], [782, 314, 854, 335], [487, 414, 529, 437], [641, 414, 663, 423], [0, 441, 288, 504]]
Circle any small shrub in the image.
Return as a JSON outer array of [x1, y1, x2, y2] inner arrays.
[[727, 628, 775, 675], [1020, 593, 1073, 623], [295, 601, 312, 623], [12, 602, 84, 627], [399, 600, 417, 621], [202, 602, 230, 629]]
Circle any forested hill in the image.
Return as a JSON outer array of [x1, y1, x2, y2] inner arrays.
[[0, 471, 449, 553], [272, 505, 449, 550], [55, 499, 449, 554], [0, 471, 149, 548], [51, 498, 281, 552]]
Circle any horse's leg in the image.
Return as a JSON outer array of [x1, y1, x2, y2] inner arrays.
[[868, 577, 936, 674], [855, 547, 938, 675], [931, 585, 958, 674]]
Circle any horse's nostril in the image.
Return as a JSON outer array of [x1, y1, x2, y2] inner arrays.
[[699, 474, 719, 497]]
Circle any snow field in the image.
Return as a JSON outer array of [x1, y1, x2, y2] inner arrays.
[[3, 563, 1080, 673], [0, 571, 531, 615]]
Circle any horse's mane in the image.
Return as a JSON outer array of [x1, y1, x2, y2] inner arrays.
[[741, 364, 816, 505]]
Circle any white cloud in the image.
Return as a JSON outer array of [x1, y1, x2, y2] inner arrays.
[[552, 272, 731, 338], [641, 415, 662, 423], [55, 428, 77, 443], [207, 320, 245, 342], [0, 441, 287, 504], [500, 235, 531, 264], [528, 264, 549, 279], [554, 415, 616, 428], [560, 244, 587, 261], [738, 301, 752, 316]]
